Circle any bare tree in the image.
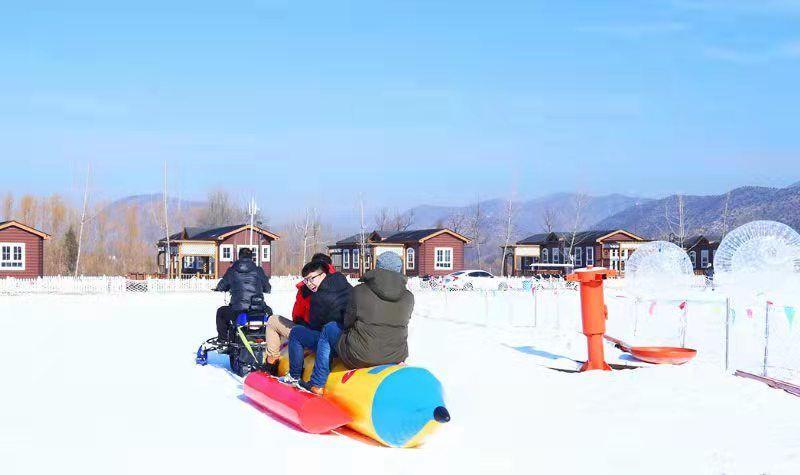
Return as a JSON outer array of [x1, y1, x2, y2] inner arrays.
[[721, 191, 732, 237], [199, 189, 239, 227], [565, 193, 588, 264], [541, 207, 558, 233], [2, 193, 13, 221], [665, 194, 687, 247], [118, 204, 150, 274], [468, 199, 487, 269], [310, 209, 323, 256], [390, 208, 414, 231], [295, 207, 317, 265], [42, 194, 70, 275], [500, 196, 517, 276], [374, 207, 391, 230], [445, 212, 467, 234], [18, 195, 39, 227]]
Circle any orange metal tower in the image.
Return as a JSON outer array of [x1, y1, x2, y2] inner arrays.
[[566, 266, 616, 372]]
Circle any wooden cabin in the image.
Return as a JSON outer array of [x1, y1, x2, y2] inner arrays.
[[328, 228, 470, 278], [157, 224, 279, 279], [503, 229, 647, 276], [682, 235, 720, 274], [0, 220, 50, 278]]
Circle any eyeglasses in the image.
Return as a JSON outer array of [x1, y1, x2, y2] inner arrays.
[[303, 272, 324, 284]]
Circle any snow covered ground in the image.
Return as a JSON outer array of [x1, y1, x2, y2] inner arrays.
[[2, 288, 800, 474]]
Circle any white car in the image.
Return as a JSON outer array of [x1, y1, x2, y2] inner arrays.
[[442, 270, 508, 291]]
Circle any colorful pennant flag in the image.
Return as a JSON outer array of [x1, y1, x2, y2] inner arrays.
[[679, 301, 688, 318], [746, 308, 753, 319], [730, 308, 736, 323], [648, 301, 656, 316], [785, 306, 796, 327]]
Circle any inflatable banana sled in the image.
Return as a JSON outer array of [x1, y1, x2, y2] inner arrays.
[[243, 353, 450, 448]]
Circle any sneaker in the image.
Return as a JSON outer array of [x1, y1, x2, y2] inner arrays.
[[278, 374, 300, 386], [298, 380, 324, 396]]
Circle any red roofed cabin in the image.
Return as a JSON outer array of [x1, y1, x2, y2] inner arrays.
[[328, 228, 470, 278], [0, 220, 51, 278], [502, 229, 647, 276], [157, 224, 279, 279]]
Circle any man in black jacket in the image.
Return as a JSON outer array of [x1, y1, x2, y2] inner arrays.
[[214, 247, 272, 341], [278, 260, 352, 392]]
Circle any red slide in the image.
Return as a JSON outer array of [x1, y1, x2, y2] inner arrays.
[[243, 372, 351, 434]]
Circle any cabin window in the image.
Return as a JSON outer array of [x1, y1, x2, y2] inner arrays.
[[575, 248, 582, 267], [689, 251, 697, 268], [406, 248, 415, 270], [262, 245, 271, 263], [0, 243, 25, 270], [586, 247, 594, 265], [434, 247, 453, 270], [330, 250, 342, 269], [552, 248, 560, 264], [343, 250, 350, 269], [700, 250, 709, 268], [220, 245, 233, 262], [541, 248, 549, 263], [237, 245, 259, 263], [353, 249, 360, 269]]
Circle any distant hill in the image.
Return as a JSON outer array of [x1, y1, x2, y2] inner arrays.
[[108, 193, 205, 211], [594, 184, 800, 239], [407, 193, 650, 236]]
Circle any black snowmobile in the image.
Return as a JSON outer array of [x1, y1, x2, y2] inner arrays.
[[196, 295, 271, 377]]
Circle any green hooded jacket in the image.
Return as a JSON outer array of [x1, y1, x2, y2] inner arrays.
[[336, 268, 414, 369]]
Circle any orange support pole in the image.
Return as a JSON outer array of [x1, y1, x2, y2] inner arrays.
[[566, 266, 616, 372]]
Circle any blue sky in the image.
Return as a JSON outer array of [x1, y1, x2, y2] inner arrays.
[[1, 1, 799, 220]]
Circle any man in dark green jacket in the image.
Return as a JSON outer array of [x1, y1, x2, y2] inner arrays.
[[337, 252, 414, 369]]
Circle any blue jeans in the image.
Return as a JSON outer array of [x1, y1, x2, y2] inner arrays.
[[287, 322, 343, 388]]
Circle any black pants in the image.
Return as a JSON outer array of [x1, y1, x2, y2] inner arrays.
[[216, 305, 239, 341]]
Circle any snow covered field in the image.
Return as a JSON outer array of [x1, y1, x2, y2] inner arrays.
[[2, 287, 800, 474]]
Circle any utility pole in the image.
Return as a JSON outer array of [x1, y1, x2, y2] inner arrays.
[[248, 197, 258, 247], [163, 161, 171, 278], [74, 163, 91, 277], [359, 195, 367, 277]]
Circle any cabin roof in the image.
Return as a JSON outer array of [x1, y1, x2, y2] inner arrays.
[[158, 224, 278, 244], [333, 228, 470, 246], [517, 229, 642, 246], [0, 220, 51, 239]]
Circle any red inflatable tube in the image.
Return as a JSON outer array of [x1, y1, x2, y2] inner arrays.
[[243, 372, 352, 433]]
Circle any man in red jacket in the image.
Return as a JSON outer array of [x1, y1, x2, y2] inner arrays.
[[264, 253, 336, 375]]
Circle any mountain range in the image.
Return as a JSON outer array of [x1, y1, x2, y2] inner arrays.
[[407, 193, 651, 239], [105, 181, 800, 250], [594, 182, 800, 239]]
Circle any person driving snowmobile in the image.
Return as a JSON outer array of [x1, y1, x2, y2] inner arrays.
[[214, 247, 272, 342]]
